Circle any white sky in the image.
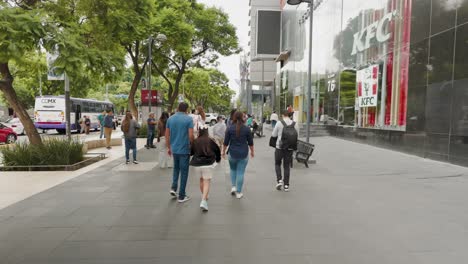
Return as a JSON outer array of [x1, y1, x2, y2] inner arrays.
[[198, 0, 250, 96]]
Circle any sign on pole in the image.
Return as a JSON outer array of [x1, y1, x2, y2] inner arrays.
[[357, 65, 379, 108], [46, 52, 65, 81]]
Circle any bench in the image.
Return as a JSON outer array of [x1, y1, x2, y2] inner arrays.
[[295, 140, 315, 168]]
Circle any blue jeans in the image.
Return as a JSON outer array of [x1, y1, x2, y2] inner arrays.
[[228, 155, 249, 193], [271, 120, 277, 128], [172, 154, 190, 199], [146, 131, 155, 146], [125, 138, 137, 161]]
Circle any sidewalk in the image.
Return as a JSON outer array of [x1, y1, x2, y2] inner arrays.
[[1, 134, 468, 263]]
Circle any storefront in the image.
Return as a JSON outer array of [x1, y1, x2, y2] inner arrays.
[[278, 0, 468, 166]]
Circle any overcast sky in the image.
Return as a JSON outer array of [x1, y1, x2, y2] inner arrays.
[[198, 0, 250, 96]]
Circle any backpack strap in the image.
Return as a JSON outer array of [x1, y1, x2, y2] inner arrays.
[[290, 121, 296, 127], [280, 120, 287, 127]]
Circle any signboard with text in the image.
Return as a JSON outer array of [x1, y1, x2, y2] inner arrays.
[[357, 65, 379, 108]]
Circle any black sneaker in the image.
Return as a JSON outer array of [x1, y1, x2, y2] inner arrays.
[[284, 185, 290, 192], [150, 145, 157, 149], [125, 160, 130, 165]]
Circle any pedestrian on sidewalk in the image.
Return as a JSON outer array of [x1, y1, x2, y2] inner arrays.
[[103, 110, 114, 149], [226, 108, 237, 128], [84, 115, 91, 135], [271, 110, 298, 192], [212, 116, 226, 149], [146, 112, 157, 149], [98, 111, 106, 139], [122, 112, 141, 164], [157, 112, 172, 169], [270, 111, 279, 128], [79, 116, 85, 134], [166, 102, 194, 203], [223, 111, 254, 199], [190, 126, 221, 212]]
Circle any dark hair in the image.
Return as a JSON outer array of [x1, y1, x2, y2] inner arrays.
[[229, 109, 237, 120], [191, 109, 196, 114], [159, 111, 169, 122], [217, 116, 223, 122], [233, 111, 244, 137], [178, 102, 189, 112], [198, 127, 209, 138], [282, 110, 289, 117], [121, 112, 133, 133]]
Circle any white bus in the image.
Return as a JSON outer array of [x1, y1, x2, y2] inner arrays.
[[34, 96, 114, 134]]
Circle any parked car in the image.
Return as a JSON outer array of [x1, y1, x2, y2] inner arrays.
[[0, 123, 17, 144], [1, 117, 24, 135], [205, 113, 218, 126]]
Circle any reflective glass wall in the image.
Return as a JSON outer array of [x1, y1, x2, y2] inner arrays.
[[279, 0, 468, 166]]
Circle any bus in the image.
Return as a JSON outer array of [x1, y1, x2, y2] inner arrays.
[[34, 96, 114, 134]]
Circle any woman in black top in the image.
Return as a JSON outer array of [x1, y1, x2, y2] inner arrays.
[[190, 126, 221, 212]]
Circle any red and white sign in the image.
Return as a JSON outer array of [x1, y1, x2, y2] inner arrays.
[[357, 65, 379, 108], [141, 90, 161, 105]]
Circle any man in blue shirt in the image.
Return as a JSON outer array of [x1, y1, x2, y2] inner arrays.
[[165, 102, 194, 203]]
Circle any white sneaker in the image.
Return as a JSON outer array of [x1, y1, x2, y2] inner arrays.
[[284, 185, 290, 192], [236, 193, 243, 199], [178, 196, 191, 203], [230, 187, 236, 195], [276, 180, 283, 191], [170, 190, 177, 197], [200, 200, 208, 212]]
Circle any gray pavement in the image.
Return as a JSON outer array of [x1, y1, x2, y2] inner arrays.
[[1, 134, 468, 263]]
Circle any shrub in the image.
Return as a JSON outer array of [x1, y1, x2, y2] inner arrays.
[[1, 138, 84, 167], [137, 123, 149, 138]]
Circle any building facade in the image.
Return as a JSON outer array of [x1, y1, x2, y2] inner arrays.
[[278, 0, 468, 166]]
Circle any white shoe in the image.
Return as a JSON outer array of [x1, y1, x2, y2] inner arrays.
[[230, 187, 236, 195], [200, 200, 208, 212], [276, 180, 283, 191], [236, 193, 243, 199]]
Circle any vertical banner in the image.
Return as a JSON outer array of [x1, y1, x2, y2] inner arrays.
[[46, 52, 65, 81], [357, 65, 379, 108]]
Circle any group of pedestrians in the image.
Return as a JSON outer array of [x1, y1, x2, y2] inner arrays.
[[165, 103, 254, 211]]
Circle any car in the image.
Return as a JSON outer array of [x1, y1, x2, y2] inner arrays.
[[205, 113, 218, 126], [0, 123, 17, 144], [1, 117, 24, 135]]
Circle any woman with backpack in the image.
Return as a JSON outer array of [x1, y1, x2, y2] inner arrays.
[[190, 126, 221, 211], [222, 111, 254, 199], [121, 112, 140, 164]]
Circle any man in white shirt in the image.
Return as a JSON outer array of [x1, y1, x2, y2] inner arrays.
[[270, 111, 279, 128], [271, 111, 298, 192], [212, 116, 226, 149]]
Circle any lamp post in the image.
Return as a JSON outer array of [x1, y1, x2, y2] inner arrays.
[[147, 33, 167, 113], [287, 0, 320, 143]]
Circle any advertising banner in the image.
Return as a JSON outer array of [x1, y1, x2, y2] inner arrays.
[[141, 90, 161, 105], [357, 65, 379, 108]]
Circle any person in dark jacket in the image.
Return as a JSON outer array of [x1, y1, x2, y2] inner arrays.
[[222, 111, 254, 199], [190, 126, 221, 212]]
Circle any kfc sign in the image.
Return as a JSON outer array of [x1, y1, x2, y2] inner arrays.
[[357, 65, 379, 108], [351, 11, 397, 55]]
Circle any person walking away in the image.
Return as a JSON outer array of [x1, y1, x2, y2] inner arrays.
[[166, 102, 194, 203], [271, 110, 298, 192], [222, 111, 254, 199], [190, 126, 221, 212], [212, 116, 226, 149], [189, 109, 199, 137], [270, 111, 279, 128], [194, 106, 206, 138], [226, 109, 237, 128], [246, 114, 253, 127], [157, 112, 172, 169], [146, 113, 157, 149], [98, 111, 106, 139], [103, 110, 114, 149], [121, 112, 140, 164], [84, 115, 91, 135]]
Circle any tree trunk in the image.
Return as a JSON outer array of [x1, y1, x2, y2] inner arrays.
[[0, 63, 42, 145], [167, 62, 187, 112], [128, 71, 142, 121]]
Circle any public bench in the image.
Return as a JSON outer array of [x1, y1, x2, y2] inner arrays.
[[295, 140, 315, 168]]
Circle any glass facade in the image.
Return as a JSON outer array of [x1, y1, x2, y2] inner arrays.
[[278, 0, 468, 166]]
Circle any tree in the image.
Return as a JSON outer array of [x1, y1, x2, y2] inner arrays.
[[0, 1, 124, 145], [152, 0, 240, 112], [183, 68, 235, 113]]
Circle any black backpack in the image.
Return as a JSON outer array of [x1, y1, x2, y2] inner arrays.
[[280, 120, 298, 150]]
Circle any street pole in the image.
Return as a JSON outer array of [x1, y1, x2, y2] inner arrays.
[[261, 60, 265, 122], [64, 73, 71, 141], [148, 36, 153, 114], [306, 0, 314, 143]]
